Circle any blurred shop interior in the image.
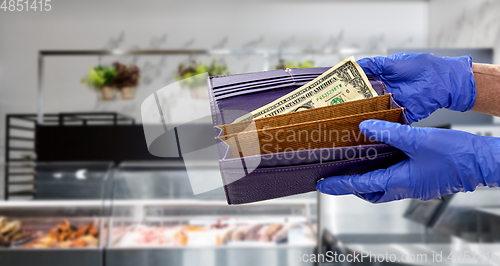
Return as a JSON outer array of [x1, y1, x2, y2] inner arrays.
[[1, 0, 500, 265]]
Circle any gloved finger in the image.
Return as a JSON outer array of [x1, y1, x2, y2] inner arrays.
[[356, 57, 386, 76], [359, 119, 423, 154], [356, 192, 386, 203], [358, 53, 414, 77], [326, 160, 411, 203], [316, 168, 389, 195]]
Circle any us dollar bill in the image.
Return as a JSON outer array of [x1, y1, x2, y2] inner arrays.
[[233, 57, 378, 123]]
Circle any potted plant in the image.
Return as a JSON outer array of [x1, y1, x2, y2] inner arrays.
[[112, 62, 141, 100], [81, 66, 116, 100], [175, 60, 229, 98], [275, 59, 315, 70]]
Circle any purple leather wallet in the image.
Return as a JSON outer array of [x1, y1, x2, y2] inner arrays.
[[207, 67, 410, 205]]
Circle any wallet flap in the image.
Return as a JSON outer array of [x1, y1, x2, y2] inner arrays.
[[221, 150, 407, 205], [213, 75, 320, 93], [220, 144, 399, 169], [210, 67, 331, 89], [214, 77, 315, 97], [208, 70, 391, 126]]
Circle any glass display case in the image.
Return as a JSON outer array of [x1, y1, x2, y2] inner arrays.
[[0, 161, 319, 266], [0, 162, 112, 266], [106, 161, 318, 266]]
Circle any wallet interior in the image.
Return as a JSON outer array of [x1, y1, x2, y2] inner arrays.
[[208, 68, 409, 204], [208, 68, 407, 162], [218, 94, 402, 158], [219, 94, 393, 135]]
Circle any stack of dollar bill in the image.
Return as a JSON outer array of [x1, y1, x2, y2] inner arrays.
[[234, 57, 378, 123]]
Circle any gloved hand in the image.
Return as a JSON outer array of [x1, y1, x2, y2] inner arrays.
[[316, 120, 500, 203], [357, 53, 476, 123]]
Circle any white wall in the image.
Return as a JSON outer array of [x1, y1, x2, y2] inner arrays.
[[429, 0, 500, 124], [429, 0, 500, 63], [0, 0, 429, 198]]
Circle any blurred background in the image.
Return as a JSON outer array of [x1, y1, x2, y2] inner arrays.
[[1, 0, 500, 265]]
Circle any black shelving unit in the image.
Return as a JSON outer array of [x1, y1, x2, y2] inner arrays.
[[4, 112, 135, 200]]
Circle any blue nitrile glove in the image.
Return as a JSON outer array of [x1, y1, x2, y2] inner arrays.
[[357, 53, 476, 123], [316, 120, 500, 203]]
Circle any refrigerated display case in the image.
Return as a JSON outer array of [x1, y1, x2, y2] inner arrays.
[[0, 161, 319, 266], [105, 161, 318, 266], [0, 162, 112, 266]]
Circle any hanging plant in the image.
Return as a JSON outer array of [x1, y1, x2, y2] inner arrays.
[[174, 60, 230, 89], [112, 62, 141, 100], [81, 66, 116, 88], [81, 66, 117, 100]]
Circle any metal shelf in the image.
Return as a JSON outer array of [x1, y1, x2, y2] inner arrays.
[[36, 48, 385, 123]]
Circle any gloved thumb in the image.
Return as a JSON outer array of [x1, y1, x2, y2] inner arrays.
[[359, 119, 422, 154]]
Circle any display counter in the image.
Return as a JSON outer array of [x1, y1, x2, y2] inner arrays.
[[322, 188, 500, 265], [0, 162, 111, 266], [0, 200, 105, 266], [0, 161, 319, 266], [105, 161, 318, 266]]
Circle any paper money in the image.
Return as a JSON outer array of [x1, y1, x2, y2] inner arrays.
[[233, 57, 377, 123]]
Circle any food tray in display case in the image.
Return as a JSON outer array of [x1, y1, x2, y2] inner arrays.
[[106, 161, 319, 266], [0, 162, 112, 266]]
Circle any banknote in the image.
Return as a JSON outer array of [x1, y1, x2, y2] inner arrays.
[[233, 57, 378, 123]]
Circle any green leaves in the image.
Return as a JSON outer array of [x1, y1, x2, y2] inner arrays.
[[81, 63, 140, 90], [81, 66, 117, 89], [207, 59, 230, 76], [275, 59, 315, 70], [175, 60, 230, 89]]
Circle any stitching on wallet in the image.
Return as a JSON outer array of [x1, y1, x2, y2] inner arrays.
[[209, 79, 233, 161], [219, 144, 393, 166], [220, 151, 400, 174], [216, 128, 231, 160], [208, 78, 219, 126], [219, 166, 232, 204]]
